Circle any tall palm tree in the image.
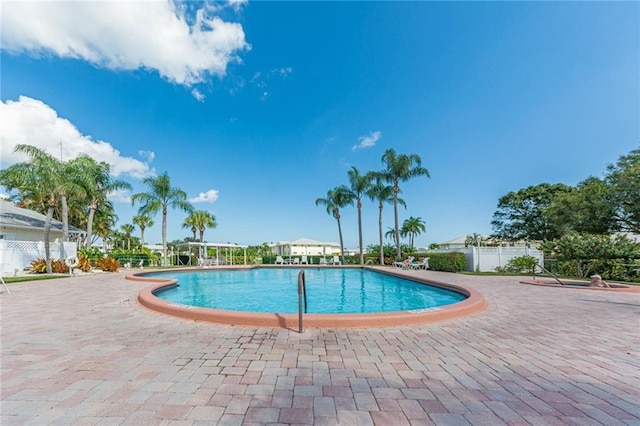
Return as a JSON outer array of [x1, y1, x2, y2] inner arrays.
[[131, 172, 194, 266], [380, 149, 430, 258], [366, 176, 406, 265], [346, 167, 373, 264], [121, 223, 135, 250], [184, 210, 217, 242], [401, 216, 426, 249], [1, 145, 65, 273], [133, 214, 154, 248], [182, 215, 198, 240], [315, 186, 353, 263], [70, 155, 131, 248]]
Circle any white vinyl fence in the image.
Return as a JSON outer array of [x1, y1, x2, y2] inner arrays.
[[429, 246, 543, 272], [0, 240, 78, 275]]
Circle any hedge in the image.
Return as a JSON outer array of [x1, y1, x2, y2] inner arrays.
[[423, 252, 466, 272]]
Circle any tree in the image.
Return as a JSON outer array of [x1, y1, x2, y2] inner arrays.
[[465, 233, 486, 247], [182, 215, 198, 240], [0, 145, 66, 273], [70, 155, 131, 248], [316, 186, 353, 263], [546, 177, 615, 235], [131, 172, 194, 266], [491, 183, 572, 242], [133, 214, 154, 248], [345, 167, 372, 264], [605, 148, 640, 233], [121, 224, 135, 250], [379, 149, 431, 258], [184, 210, 217, 242], [366, 175, 405, 265], [401, 216, 426, 249]]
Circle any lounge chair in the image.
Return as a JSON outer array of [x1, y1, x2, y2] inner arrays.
[[329, 256, 341, 265], [275, 256, 285, 265], [300, 255, 308, 265], [319, 257, 328, 265], [292, 257, 300, 265], [411, 257, 429, 270], [393, 256, 414, 269]]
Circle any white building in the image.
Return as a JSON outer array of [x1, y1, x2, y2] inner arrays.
[[0, 200, 84, 274], [269, 237, 341, 257]]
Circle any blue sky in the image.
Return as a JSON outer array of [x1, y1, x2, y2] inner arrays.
[[1, 1, 638, 249]]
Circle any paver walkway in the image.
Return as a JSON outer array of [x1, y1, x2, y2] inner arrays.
[[1, 269, 639, 425]]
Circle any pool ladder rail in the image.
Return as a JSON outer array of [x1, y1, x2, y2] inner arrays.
[[298, 270, 307, 333]]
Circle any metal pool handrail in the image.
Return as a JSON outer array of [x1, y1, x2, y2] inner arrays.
[[298, 270, 307, 333], [534, 262, 565, 286]]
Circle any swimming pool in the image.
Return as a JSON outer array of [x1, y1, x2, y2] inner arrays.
[[143, 268, 465, 313], [131, 266, 487, 328]]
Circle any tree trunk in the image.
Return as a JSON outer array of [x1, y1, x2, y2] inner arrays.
[[336, 212, 345, 264], [199, 228, 205, 242], [162, 207, 168, 267], [61, 192, 69, 242], [378, 202, 384, 265], [140, 228, 145, 248], [357, 199, 363, 265], [86, 199, 97, 248], [393, 183, 401, 258], [44, 202, 55, 274]]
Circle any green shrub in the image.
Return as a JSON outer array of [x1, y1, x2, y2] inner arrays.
[[505, 255, 538, 274], [425, 252, 466, 272]]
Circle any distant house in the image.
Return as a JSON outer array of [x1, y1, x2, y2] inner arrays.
[[437, 235, 531, 249], [0, 199, 84, 242], [0, 200, 84, 274], [269, 237, 341, 256]]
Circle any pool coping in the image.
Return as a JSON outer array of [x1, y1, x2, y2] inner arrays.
[[520, 278, 640, 293], [128, 266, 487, 328]]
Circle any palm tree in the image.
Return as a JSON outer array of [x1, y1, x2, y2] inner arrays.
[[131, 172, 194, 266], [346, 167, 372, 264], [315, 186, 353, 263], [465, 233, 485, 248], [133, 214, 154, 248], [366, 176, 406, 265], [380, 149, 430, 258], [184, 210, 217, 242], [0, 145, 66, 273], [401, 216, 426, 249], [182, 215, 198, 240], [121, 223, 135, 250], [70, 155, 131, 248]]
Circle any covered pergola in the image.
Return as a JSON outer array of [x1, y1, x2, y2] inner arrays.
[[176, 242, 248, 266]]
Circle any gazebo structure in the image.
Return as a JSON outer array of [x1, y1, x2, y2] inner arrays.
[[176, 242, 248, 266]]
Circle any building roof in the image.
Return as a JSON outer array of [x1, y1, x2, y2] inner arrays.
[[273, 237, 340, 246], [0, 199, 85, 234]]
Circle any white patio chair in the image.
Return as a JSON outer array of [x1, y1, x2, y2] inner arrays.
[[330, 256, 341, 265], [412, 257, 429, 270], [319, 257, 328, 265], [300, 255, 308, 265], [292, 258, 300, 265], [275, 256, 284, 265]]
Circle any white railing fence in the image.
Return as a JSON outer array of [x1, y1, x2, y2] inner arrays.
[[0, 240, 78, 275], [429, 246, 543, 272]]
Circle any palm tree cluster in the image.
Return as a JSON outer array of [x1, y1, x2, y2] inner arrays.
[[0, 145, 131, 273], [316, 148, 430, 265]]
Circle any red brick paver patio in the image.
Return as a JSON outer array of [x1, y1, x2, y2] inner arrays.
[[1, 269, 639, 425]]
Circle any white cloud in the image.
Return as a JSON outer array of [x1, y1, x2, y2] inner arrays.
[[352, 131, 382, 150], [271, 67, 293, 78], [191, 88, 206, 102], [260, 91, 269, 101], [138, 150, 155, 163], [1, 1, 250, 86], [107, 188, 132, 204], [0, 96, 154, 179], [189, 189, 219, 203]]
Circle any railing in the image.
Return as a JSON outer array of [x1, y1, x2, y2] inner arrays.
[[534, 262, 565, 286], [298, 270, 307, 333]]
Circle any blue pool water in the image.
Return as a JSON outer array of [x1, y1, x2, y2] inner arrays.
[[144, 268, 465, 314]]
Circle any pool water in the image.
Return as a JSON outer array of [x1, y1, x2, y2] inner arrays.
[[145, 268, 465, 314]]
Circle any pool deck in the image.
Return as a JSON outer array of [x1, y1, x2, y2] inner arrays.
[[2, 268, 639, 425]]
